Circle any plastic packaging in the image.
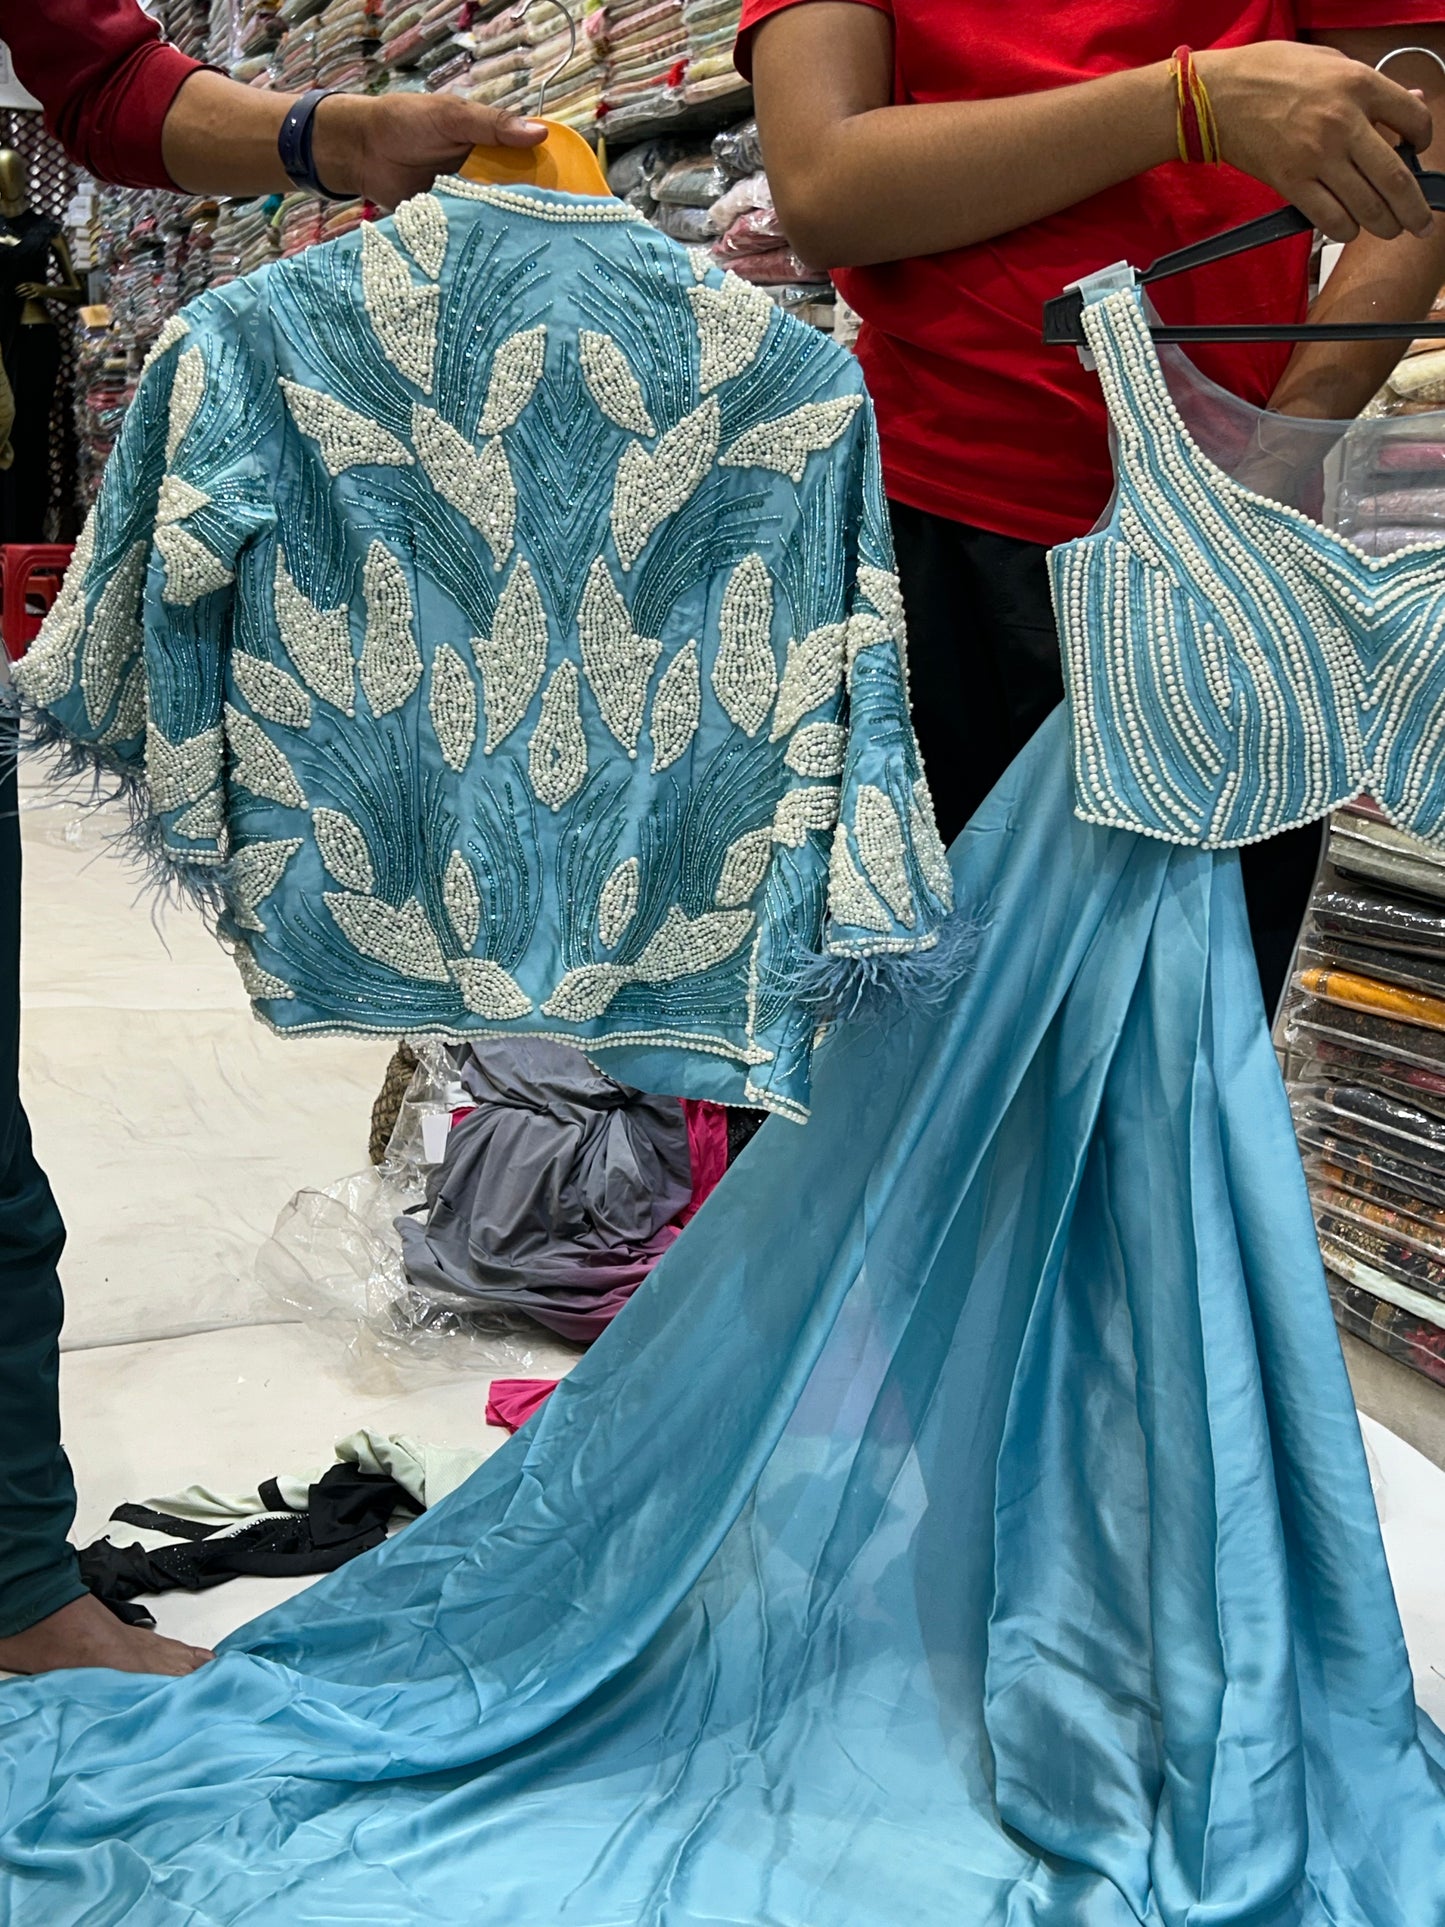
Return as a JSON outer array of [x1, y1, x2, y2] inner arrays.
[[1329, 1270, 1445, 1387], [712, 116, 764, 180], [719, 246, 826, 286], [706, 170, 771, 232], [650, 202, 714, 244], [711, 205, 788, 257], [654, 154, 727, 208], [1286, 992, 1445, 1074], [1291, 1080, 1445, 1173]]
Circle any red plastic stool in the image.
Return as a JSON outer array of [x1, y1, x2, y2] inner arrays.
[[1, 543, 74, 661]]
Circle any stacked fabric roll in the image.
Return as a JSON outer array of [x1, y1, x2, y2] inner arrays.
[[600, 0, 687, 133], [273, 19, 321, 88], [314, 0, 383, 89], [277, 191, 325, 256], [208, 196, 280, 286], [377, 0, 475, 87], [159, 0, 214, 59], [207, 0, 239, 66], [464, 0, 537, 111], [236, 0, 284, 60], [680, 0, 745, 107], [532, 2, 609, 129], [1284, 807, 1445, 1388]]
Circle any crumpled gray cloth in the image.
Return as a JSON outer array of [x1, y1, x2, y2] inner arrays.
[[397, 1040, 692, 1341]]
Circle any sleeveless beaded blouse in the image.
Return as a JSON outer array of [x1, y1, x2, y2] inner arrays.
[[1049, 285, 1445, 850]]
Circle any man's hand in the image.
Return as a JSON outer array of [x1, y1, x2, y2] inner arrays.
[[1200, 40, 1433, 243], [311, 92, 546, 209], [160, 69, 545, 206]]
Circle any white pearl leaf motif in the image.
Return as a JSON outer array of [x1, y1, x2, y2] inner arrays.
[[100, 663, 146, 748], [80, 540, 146, 728], [845, 611, 894, 679], [236, 949, 295, 1002], [313, 807, 376, 894], [155, 474, 211, 526], [686, 274, 772, 392], [273, 552, 355, 715], [478, 324, 547, 434], [857, 565, 906, 642], [227, 837, 303, 933], [541, 962, 631, 1021], [429, 644, 478, 772], [156, 524, 234, 607], [854, 784, 915, 928], [597, 856, 639, 948], [611, 396, 720, 571], [686, 247, 713, 284], [910, 778, 953, 910], [772, 622, 847, 740], [720, 395, 864, 484], [142, 314, 188, 375], [392, 191, 449, 279], [360, 540, 423, 717], [579, 330, 655, 436], [148, 721, 222, 813], [225, 706, 308, 810], [166, 344, 205, 462], [711, 554, 777, 737], [232, 651, 312, 731], [452, 958, 533, 1019], [325, 893, 451, 983], [444, 849, 481, 949], [650, 638, 700, 772], [577, 556, 662, 756], [280, 378, 413, 477], [772, 785, 841, 848], [715, 827, 773, 907], [529, 660, 587, 811], [784, 722, 847, 778], [476, 556, 548, 752], [360, 220, 439, 393], [633, 906, 754, 981], [18, 513, 95, 708], [828, 822, 892, 933], [412, 405, 516, 570], [172, 788, 225, 842]]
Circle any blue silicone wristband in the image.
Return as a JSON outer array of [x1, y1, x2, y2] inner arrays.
[[277, 88, 345, 200]]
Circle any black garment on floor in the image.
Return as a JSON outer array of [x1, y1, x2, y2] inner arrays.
[[889, 500, 1320, 1016], [77, 1464, 420, 1624]]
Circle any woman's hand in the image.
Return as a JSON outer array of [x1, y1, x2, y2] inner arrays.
[[1200, 41, 1434, 242]]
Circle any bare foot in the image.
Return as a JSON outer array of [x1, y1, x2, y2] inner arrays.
[[0, 1594, 213, 1677]]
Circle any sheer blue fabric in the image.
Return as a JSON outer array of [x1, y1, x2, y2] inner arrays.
[[2, 710, 1441, 1923]]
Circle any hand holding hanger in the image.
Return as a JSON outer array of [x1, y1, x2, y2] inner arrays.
[[1192, 40, 1435, 245]]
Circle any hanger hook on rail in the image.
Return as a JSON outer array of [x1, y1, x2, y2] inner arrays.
[[507, 0, 579, 119]]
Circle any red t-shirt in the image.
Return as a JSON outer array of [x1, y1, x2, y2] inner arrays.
[[736, 1, 1445, 545]]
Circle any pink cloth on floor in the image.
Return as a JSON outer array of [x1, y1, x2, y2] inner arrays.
[[678, 1100, 729, 1224], [486, 1379, 558, 1433]]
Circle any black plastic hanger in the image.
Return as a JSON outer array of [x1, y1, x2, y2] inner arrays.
[[1044, 142, 1445, 346]]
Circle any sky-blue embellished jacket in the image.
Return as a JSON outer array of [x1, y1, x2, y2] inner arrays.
[[19, 180, 953, 1120]]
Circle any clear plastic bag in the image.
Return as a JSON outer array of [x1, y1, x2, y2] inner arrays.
[[712, 116, 764, 179]]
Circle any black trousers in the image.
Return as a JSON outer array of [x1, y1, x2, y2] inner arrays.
[[890, 501, 1320, 1015], [0, 726, 84, 1636]]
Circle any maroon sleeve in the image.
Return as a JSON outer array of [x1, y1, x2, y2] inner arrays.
[[2, 0, 202, 190], [734, 0, 890, 82]]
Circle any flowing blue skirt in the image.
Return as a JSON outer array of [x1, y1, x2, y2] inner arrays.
[[3, 711, 1444, 1925]]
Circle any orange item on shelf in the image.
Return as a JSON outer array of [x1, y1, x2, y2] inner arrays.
[[1297, 966, 1445, 1032]]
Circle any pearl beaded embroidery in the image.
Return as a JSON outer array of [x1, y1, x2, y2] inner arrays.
[[393, 191, 449, 280], [578, 556, 662, 755], [478, 325, 547, 435], [476, 557, 548, 752], [360, 221, 439, 394], [281, 378, 413, 476], [19, 181, 952, 1123], [579, 331, 655, 436], [359, 541, 423, 717], [712, 554, 777, 737]]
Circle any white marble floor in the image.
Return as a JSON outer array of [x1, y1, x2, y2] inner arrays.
[[14, 774, 1445, 1721], [21, 778, 574, 1653]]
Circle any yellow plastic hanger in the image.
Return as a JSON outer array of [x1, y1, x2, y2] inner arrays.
[[461, 0, 612, 197]]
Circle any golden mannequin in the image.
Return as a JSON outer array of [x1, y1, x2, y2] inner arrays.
[[0, 150, 81, 326]]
